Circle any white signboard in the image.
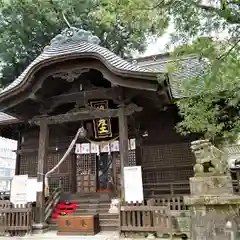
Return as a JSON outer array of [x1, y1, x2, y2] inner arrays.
[[10, 175, 28, 205], [27, 178, 38, 202], [124, 166, 143, 203]]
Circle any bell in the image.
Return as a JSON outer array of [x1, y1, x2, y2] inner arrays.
[[79, 126, 87, 138]]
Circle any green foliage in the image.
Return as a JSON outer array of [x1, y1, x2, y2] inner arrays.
[[0, 0, 239, 143], [0, 0, 168, 87], [158, 0, 240, 144]]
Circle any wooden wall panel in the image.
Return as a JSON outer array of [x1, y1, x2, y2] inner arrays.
[[19, 153, 38, 177], [19, 126, 74, 192], [141, 142, 194, 183]]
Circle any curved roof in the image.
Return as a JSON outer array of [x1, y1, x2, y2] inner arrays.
[[137, 55, 206, 99], [0, 28, 160, 97], [0, 52, 207, 123], [0, 27, 206, 101]]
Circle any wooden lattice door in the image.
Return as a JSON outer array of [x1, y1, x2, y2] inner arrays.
[[76, 154, 97, 192]]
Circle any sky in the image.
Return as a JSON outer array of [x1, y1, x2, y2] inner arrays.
[[141, 34, 170, 57], [140, 23, 230, 58], [134, 28, 174, 58]]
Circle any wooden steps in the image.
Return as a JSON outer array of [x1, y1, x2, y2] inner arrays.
[[49, 192, 119, 231]]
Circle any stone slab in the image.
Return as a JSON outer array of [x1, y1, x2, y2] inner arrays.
[[32, 223, 49, 234], [189, 175, 234, 196], [184, 195, 240, 206], [187, 204, 239, 240], [0, 231, 179, 240]]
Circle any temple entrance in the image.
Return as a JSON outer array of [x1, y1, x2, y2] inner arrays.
[[75, 152, 116, 193], [96, 153, 113, 192]]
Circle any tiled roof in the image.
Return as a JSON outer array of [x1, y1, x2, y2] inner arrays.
[[136, 55, 206, 99], [0, 28, 206, 122], [0, 35, 158, 96], [0, 27, 205, 99], [0, 54, 206, 123]]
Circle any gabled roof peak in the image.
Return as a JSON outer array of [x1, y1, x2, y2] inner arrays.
[[44, 27, 101, 51]]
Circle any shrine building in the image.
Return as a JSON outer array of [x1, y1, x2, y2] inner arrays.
[[0, 27, 206, 230]]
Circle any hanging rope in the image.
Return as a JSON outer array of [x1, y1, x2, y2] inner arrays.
[[44, 127, 82, 197]]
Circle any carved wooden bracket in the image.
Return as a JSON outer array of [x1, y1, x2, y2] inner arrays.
[[52, 69, 89, 82], [29, 103, 143, 125], [38, 87, 133, 114]]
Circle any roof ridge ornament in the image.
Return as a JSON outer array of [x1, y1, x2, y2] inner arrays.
[[44, 27, 101, 51]]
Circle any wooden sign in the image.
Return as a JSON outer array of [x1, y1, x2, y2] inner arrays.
[[57, 214, 100, 235], [90, 100, 112, 139]]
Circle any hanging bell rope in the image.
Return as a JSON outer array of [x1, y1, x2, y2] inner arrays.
[[44, 127, 85, 197]]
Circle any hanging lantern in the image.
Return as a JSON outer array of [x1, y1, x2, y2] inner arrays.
[[78, 126, 87, 138]]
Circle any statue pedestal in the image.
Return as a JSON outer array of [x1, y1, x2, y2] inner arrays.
[[190, 175, 233, 196], [185, 176, 240, 240]]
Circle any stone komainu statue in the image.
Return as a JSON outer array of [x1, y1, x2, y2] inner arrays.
[[191, 139, 229, 176]]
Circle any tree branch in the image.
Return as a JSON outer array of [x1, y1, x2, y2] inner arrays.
[[217, 38, 240, 59], [196, 3, 240, 24], [136, 0, 173, 10], [48, 0, 62, 22]]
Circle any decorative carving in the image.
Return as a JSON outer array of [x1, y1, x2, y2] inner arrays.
[[52, 69, 89, 82], [44, 27, 101, 50], [124, 103, 143, 116], [191, 139, 229, 177], [30, 103, 143, 125]]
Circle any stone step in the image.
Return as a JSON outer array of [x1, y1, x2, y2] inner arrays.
[[74, 208, 111, 213], [100, 218, 119, 226], [49, 217, 119, 229], [66, 199, 111, 205], [62, 192, 115, 201], [99, 213, 119, 219], [75, 202, 110, 208], [48, 223, 118, 232], [49, 213, 118, 222], [69, 212, 118, 219], [101, 225, 118, 231]]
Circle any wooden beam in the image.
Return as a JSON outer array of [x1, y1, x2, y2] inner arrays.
[[36, 120, 49, 226], [39, 87, 140, 114], [118, 104, 129, 200], [46, 87, 121, 105], [40, 87, 122, 113], [30, 104, 142, 125]]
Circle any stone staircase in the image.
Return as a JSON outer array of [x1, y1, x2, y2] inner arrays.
[[48, 192, 119, 231]]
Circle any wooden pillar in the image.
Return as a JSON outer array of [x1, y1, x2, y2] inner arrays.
[[118, 105, 129, 199], [36, 120, 49, 226], [15, 127, 22, 175]]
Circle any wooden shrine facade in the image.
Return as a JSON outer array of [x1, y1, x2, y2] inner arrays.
[[0, 28, 199, 225], [13, 105, 195, 195]]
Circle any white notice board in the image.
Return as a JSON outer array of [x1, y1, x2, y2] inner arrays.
[[27, 178, 38, 202], [10, 175, 28, 205], [124, 166, 143, 203]]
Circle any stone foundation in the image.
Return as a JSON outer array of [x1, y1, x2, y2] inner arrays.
[[185, 176, 240, 240]]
